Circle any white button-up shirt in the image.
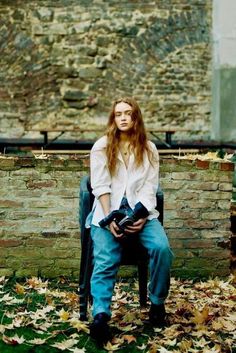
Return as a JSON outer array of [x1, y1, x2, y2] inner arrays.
[[90, 136, 160, 226]]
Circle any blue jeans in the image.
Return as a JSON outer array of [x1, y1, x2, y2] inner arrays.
[[90, 200, 173, 318]]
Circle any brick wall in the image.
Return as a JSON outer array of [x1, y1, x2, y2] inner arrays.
[[0, 0, 212, 140], [0, 154, 233, 278]]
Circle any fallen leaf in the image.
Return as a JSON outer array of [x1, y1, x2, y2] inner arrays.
[[27, 338, 47, 345], [192, 306, 210, 325], [58, 308, 70, 321], [14, 283, 25, 295], [51, 338, 78, 350], [70, 318, 89, 334], [122, 334, 136, 344], [3, 334, 25, 345], [68, 348, 86, 353], [104, 341, 121, 351]]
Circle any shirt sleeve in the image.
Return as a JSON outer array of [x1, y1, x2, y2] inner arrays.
[[136, 143, 159, 212], [90, 145, 112, 199]]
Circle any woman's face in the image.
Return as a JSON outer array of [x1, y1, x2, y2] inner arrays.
[[114, 101, 134, 132]]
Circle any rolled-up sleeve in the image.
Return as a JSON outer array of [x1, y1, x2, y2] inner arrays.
[[90, 146, 111, 199]]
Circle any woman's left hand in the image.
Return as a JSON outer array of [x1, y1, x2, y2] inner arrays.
[[124, 218, 147, 234]]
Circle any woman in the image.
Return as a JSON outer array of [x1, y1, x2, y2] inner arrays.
[[88, 97, 173, 345]]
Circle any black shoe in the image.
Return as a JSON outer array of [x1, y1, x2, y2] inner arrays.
[[149, 303, 166, 328], [90, 312, 111, 346]]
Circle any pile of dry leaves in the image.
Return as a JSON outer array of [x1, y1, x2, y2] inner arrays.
[[0, 275, 235, 352]]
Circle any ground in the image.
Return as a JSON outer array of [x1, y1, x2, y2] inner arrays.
[[0, 275, 235, 353]]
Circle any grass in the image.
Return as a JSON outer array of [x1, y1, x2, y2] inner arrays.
[[0, 275, 235, 353]]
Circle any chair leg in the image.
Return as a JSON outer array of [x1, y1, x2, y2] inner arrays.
[[138, 261, 148, 307], [79, 232, 93, 321]]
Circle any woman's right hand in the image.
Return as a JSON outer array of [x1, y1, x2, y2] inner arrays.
[[110, 221, 123, 238]]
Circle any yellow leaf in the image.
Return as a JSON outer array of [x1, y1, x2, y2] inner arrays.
[[192, 306, 210, 325], [104, 341, 121, 351], [178, 339, 192, 352], [58, 308, 70, 321], [14, 283, 25, 295], [70, 318, 89, 334]]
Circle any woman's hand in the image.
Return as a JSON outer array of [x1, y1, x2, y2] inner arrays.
[[109, 221, 124, 238], [124, 218, 147, 234]]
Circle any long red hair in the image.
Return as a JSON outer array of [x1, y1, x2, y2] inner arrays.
[[106, 97, 153, 176]]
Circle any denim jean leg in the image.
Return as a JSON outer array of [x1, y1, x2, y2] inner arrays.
[[90, 225, 122, 317], [139, 219, 174, 305]]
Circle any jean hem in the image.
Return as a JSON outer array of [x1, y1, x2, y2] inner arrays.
[[92, 307, 111, 318], [149, 292, 167, 305]]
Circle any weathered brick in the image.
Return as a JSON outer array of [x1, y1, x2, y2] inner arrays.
[[201, 211, 229, 220], [200, 230, 231, 239], [10, 248, 43, 258], [173, 249, 196, 258], [184, 239, 214, 249], [175, 191, 200, 200], [164, 220, 184, 228], [0, 200, 23, 208], [160, 180, 185, 190], [0, 239, 23, 247], [42, 249, 78, 259], [0, 157, 17, 170], [220, 162, 234, 171], [183, 200, 215, 209], [185, 258, 217, 269], [40, 267, 73, 278], [196, 160, 210, 169], [200, 191, 231, 200], [54, 259, 80, 269], [171, 172, 198, 180], [26, 238, 56, 247], [217, 200, 231, 210], [184, 219, 215, 229], [15, 268, 39, 277], [200, 249, 229, 258], [176, 210, 200, 219], [26, 180, 57, 189], [42, 231, 70, 238], [191, 181, 219, 191], [167, 229, 197, 239], [218, 183, 233, 191]]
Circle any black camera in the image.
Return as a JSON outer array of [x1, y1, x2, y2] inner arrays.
[[99, 202, 149, 234]]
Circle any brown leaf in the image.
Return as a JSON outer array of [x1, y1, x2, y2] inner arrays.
[[122, 335, 136, 344]]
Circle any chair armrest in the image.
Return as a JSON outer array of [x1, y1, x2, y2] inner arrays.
[[79, 176, 94, 243]]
